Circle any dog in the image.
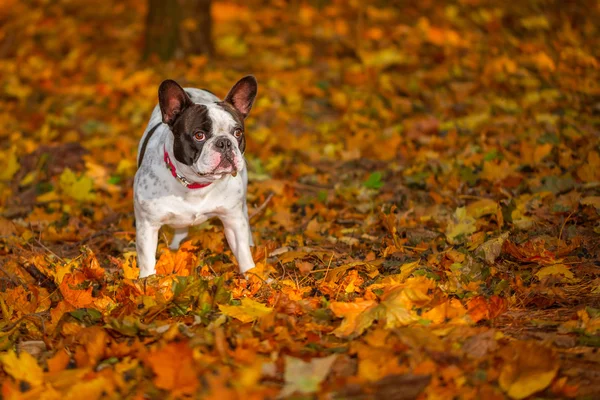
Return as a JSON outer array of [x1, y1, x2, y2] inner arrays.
[[133, 76, 257, 278]]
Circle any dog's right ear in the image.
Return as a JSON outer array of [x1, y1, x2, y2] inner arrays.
[[158, 80, 192, 126]]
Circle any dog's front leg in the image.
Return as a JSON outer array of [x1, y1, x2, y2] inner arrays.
[[222, 209, 255, 275], [136, 220, 160, 278]]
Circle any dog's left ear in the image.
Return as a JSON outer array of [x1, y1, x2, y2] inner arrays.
[[224, 75, 258, 119], [159, 80, 192, 126]]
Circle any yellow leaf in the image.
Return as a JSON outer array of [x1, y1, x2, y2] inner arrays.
[[216, 35, 248, 57], [499, 341, 559, 399], [330, 300, 378, 337], [218, 298, 273, 323], [480, 159, 514, 182], [63, 376, 111, 400], [123, 252, 139, 279], [0, 350, 44, 387], [59, 168, 96, 202], [446, 207, 476, 244], [0, 147, 19, 181], [466, 199, 499, 219], [535, 264, 574, 280], [20, 170, 37, 186], [360, 48, 406, 68], [422, 299, 467, 324]]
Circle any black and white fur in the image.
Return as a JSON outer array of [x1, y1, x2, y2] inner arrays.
[[134, 76, 258, 278]]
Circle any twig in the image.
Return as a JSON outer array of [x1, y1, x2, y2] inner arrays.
[[559, 211, 575, 241], [249, 193, 274, 220], [20, 261, 58, 292], [32, 234, 65, 264]]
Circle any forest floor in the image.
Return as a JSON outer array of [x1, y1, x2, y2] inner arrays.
[[0, 0, 599, 398]]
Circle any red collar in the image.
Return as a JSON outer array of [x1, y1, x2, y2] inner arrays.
[[163, 145, 212, 189]]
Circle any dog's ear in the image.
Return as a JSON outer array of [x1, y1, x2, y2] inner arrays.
[[158, 80, 192, 126], [224, 75, 258, 119]]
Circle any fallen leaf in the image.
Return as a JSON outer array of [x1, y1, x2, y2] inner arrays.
[[59, 168, 96, 202], [145, 341, 199, 395], [535, 264, 574, 280], [499, 341, 559, 399], [0, 350, 44, 387], [330, 300, 378, 337], [280, 354, 337, 397], [446, 207, 476, 244], [477, 232, 510, 264], [219, 298, 273, 323]]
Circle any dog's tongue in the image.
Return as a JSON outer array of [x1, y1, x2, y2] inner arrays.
[[231, 171, 237, 177]]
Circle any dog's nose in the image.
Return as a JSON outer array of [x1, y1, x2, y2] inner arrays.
[[215, 137, 232, 151]]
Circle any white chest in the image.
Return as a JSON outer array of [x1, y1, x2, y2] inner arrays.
[[134, 166, 246, 228]]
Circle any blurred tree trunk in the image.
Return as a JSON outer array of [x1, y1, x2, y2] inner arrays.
[[144, 0, 213, 60]]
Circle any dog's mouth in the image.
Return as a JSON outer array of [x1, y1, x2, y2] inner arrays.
[[195, 156, 239, 179]]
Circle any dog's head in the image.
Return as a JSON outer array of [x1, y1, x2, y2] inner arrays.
[[158, 76, 257, 180]]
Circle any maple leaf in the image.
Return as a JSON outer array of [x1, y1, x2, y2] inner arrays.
[[446, 207, 476, 244], [0, 350, 43, 387], [329, 300, 378, 337], [535, 264, 575, 281], [145, 341, 199, 395], [59, 273, 94, 308], [499, 341, 559, 399], [219, 298, 273, 323], [59, 168, 96, 202]]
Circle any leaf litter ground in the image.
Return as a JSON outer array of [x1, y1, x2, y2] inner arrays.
[[0, 0, 599, 398]]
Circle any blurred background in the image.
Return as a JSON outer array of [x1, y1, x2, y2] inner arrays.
[[0, 0, 598, 251]]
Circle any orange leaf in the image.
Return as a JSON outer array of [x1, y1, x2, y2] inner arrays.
[[59, 273, 94, 308], [329, 300, 378, 337], [145, 341, 199, 394]]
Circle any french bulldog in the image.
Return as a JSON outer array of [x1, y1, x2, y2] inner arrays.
[[134, 76, 258, 278]]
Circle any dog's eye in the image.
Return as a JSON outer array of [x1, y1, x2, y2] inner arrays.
[[193, 131, 206, 142], [233, 128, 243, 139]]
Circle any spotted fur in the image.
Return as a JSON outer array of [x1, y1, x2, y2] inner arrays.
[[134, 76, 258, 278]]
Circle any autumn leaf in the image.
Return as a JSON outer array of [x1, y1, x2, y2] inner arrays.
[[145, 341, 199, 395], [122, 251, 139, 279], [329, 300, 378, 337], [446, 207, 476, 244], [581, 196, 600, 212], [0, 350, 44, 387], [0, 148, 19, 181], [476, 232, 509, 264], [219, 298, 273, 323], [59, 168, 96, 202], [536, 264, 574, 281], [280, 355, 337, 397], [499, 341, 559, 399], [59, 273, 94, 308]]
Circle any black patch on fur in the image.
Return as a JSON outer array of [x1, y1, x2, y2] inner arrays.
[[170, 104, 213, 165], [138, 122, 162, 168]]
